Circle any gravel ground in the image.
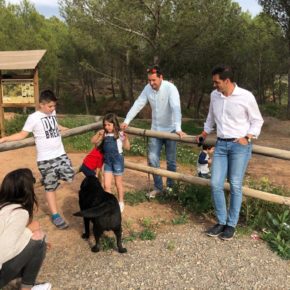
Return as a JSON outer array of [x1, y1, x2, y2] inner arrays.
[[2, 147, 290, 290], [5, 222, 288, 290]]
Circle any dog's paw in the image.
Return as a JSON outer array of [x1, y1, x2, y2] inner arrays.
[[81, 233, 89, 240], [118, 247, 127, 254], [91, 245, 100, 252]]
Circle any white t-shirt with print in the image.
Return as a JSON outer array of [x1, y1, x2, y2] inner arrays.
[[22, 110, 65, 161]]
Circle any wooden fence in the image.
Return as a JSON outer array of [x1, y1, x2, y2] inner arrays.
[[0, 122, 290, 206]]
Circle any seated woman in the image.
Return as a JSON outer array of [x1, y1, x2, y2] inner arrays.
[[0, 168, 51, 290]]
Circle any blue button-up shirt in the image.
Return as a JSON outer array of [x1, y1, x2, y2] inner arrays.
[[124, 80, 182, 132]]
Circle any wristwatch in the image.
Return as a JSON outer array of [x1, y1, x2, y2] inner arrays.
[[245, 136, 252, 143]]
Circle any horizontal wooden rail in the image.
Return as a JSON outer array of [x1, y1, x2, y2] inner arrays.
[[33, 162, 290, 206], [124, 127, 290, 160], [0, 121, 103, 152], [1, 122, 290, 161], [124, 161, 290, 206]]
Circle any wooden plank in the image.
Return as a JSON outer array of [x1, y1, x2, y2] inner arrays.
[[124, 127, 290, 160], [0, 50, 46, 70], [0, 72, 5, 137], [124, 161, 290, 206], [0, 121, 103, 152], [34, 67, 39, 110], [2, 103, 36, 108], [1, 122, 290, 160]]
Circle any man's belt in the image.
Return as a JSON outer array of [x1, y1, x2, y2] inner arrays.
[[217, 137, 236, 142]]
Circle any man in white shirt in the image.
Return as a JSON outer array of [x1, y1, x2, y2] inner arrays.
[[197, 65, 264, 240], [121, 65, 185, 198]]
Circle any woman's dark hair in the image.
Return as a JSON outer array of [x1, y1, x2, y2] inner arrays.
[[0, 168, 37, 218], [103, 113, 120, 139]]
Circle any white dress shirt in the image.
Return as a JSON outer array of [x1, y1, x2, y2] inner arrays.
[[124, 80, 182, 132], [204, 84, 264, 138]]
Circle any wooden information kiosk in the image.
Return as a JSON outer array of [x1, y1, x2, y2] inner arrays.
[[0, 50, 46, 137]]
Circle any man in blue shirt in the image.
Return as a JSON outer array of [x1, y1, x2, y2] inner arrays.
[[121, 65, 185, 198]]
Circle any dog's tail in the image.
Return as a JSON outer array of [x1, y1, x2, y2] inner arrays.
[[73, 200, 118, 218]]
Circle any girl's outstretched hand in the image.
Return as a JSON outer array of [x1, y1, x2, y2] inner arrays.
[[91, 129, 105, 144]]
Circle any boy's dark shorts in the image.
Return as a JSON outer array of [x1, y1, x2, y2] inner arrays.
[[37, 154, 74, 192]]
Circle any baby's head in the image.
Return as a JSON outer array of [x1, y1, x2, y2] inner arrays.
[[202, 144, 214, 154]]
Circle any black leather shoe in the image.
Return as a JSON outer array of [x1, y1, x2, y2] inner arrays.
[[220, 225, 235, 240], [206, 224, 225, 237]]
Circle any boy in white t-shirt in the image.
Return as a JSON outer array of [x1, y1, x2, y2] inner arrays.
[[0, 90, 74, 229]]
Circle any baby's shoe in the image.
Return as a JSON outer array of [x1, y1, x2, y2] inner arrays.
[[119, 201, 125, 213]]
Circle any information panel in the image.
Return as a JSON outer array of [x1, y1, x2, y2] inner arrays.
[[1, 79, 35, 104]]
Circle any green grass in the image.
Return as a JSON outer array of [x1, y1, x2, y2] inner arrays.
[[59, 115, 97, 152], [101, 236, 116, 251], [125, 190, 148, 205], [172, 211, 189, 225], [161, 182, 214, 214], [166, 240, 176, 251], [181, 119, 203, 135], [123, 231, 139, 242], [4, 114, 29, 135], [139, 228, 156, 240], [140, 217, 153, 228]]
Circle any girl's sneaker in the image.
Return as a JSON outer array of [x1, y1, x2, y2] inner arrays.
[[32, 282, 52, 290], [119, 201, 125, 213]]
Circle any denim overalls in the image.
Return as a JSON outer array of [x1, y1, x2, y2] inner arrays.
[[103, 134, 124, 175]]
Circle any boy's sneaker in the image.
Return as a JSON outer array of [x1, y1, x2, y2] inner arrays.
[[206, 224, 225, 237], [32, 282, 52, 290], [220, 225, 235, 240], [52, 216, 69, 230], [119, 201, 125, 213], [146, 189, 161, 199]]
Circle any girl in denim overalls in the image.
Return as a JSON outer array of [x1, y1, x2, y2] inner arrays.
[[97, 113, 130, 212]]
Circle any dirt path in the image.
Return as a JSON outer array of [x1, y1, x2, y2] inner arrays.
[[2, 116, 290, 289]]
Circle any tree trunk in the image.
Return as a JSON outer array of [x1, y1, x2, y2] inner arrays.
[[186, 83, 195, 109], [126, 50, 134, 104], [110, 62, 116, 98], [80, 70, 89, 115], [195, 92, 203, 118], [287, 54, 290, 119]]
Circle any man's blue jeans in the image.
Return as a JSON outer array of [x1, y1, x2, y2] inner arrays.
[[148, 137, 177, 191], [210, 140, 252, 227]]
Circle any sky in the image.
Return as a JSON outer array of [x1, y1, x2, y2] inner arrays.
[[6, 0, 263, 18]]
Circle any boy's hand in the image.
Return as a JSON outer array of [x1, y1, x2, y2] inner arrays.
[[58, 125, 69, 131]]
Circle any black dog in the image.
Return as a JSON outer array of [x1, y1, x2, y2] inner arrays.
[[74, 176, 127, 253]]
